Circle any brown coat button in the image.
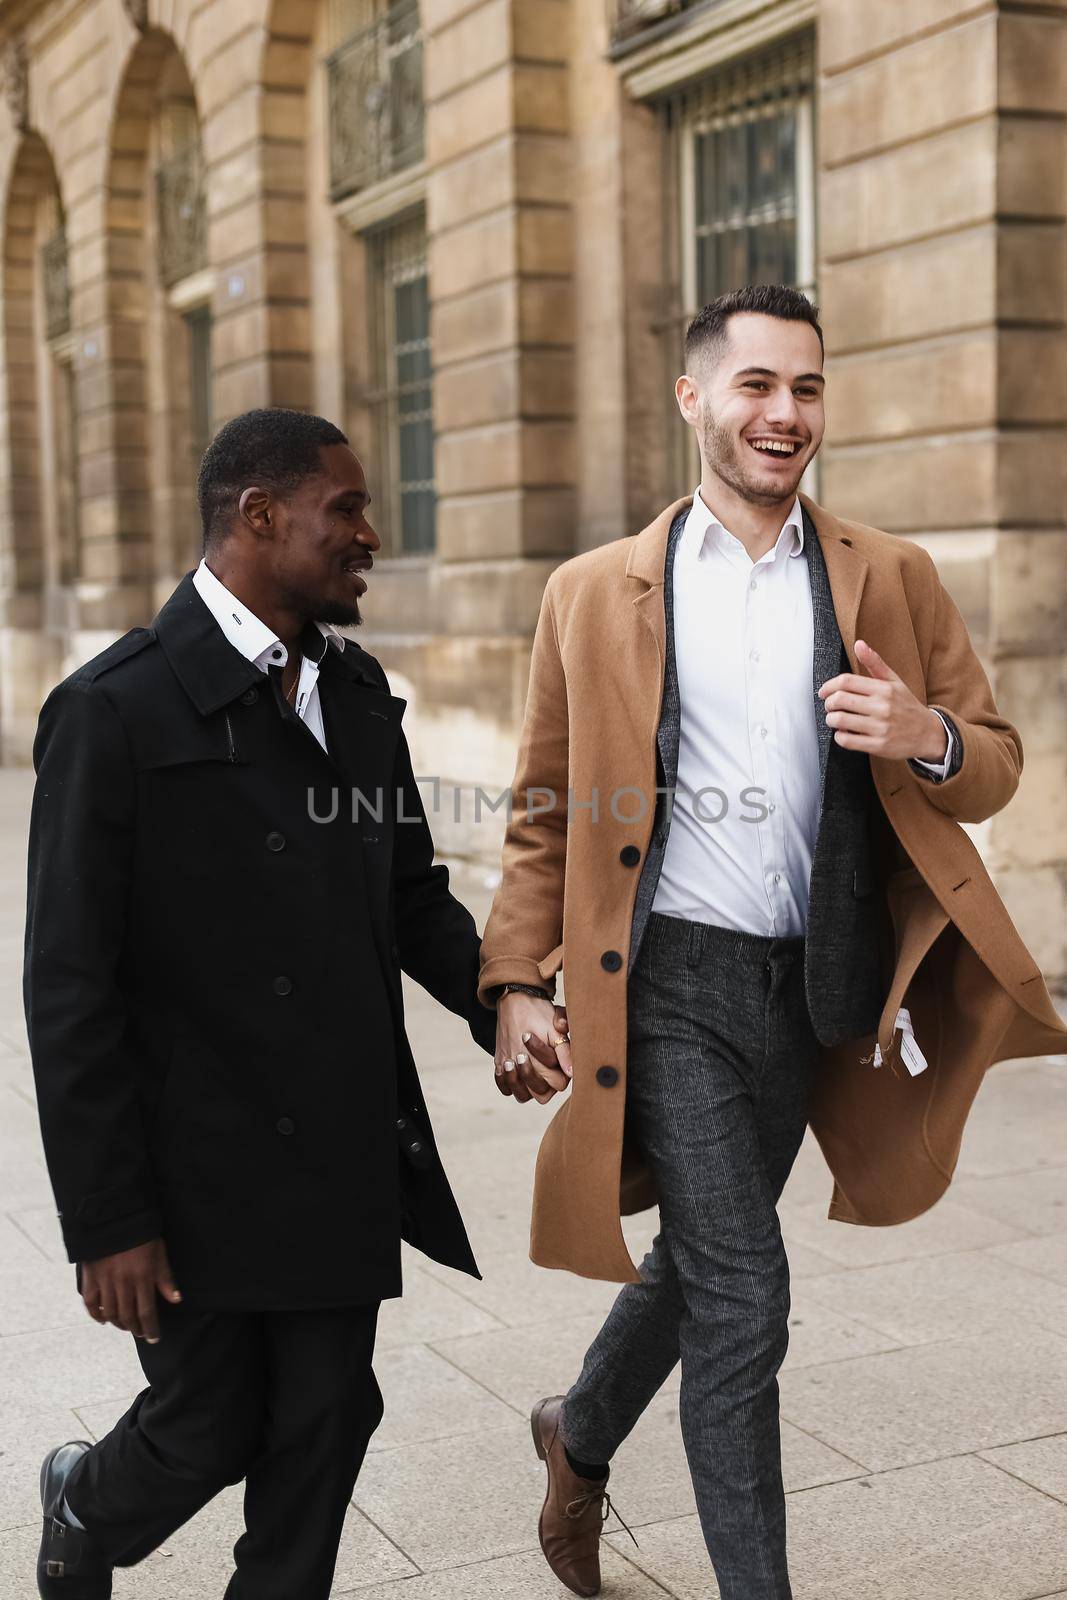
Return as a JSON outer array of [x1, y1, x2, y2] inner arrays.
[[601, 950, 622, 972], [596, 1066, 619, 1087]]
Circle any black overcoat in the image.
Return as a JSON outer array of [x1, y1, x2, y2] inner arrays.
[[24, 574, 496, 1310]]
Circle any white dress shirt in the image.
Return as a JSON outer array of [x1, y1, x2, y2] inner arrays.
[[652, 491, 955, 938], [192, 559, 344, 754]]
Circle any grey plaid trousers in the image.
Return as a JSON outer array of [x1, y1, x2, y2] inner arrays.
[[563, 911, 819, 1600]]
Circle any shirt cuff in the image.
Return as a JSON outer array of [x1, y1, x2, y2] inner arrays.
[[908, 709, 956, 782]]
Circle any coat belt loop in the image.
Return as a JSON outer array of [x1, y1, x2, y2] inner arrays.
[[686, 920, 704, 970]]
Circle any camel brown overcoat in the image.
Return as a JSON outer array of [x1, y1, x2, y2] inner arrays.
[[479, 495, 1067, 1285]]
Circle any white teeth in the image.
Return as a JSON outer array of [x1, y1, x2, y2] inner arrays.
[[751, 439, 797, 455]]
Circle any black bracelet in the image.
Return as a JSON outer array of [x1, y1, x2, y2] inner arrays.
[[497, 982, 552, 1003]]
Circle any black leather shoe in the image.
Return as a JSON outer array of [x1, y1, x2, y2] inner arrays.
[[37, 1442, 112, 1598]]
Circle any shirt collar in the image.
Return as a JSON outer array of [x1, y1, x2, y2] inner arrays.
[[192, 559, 346, 670], [681, 490, 805, 565]]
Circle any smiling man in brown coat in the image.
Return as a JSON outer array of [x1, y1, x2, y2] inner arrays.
[[478, 285, 1067, 1600]]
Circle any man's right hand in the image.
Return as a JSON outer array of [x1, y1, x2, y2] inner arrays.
[[79, 1238, 181, 1344], [495, 992, 572, 1105]]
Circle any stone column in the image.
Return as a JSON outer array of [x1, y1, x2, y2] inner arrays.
[[818, 0, 1067, 986]]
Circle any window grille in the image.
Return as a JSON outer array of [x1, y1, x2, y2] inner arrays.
[[367, 212, 435, 555], [327, 0, 425, 201], [41, 226, 70, 341], [155, 140, 207, 289]]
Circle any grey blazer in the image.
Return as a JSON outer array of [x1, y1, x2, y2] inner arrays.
[[628, 506, 889, 1048]]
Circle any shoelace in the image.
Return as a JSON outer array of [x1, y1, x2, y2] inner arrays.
[[564, 1489, 640, 1548]]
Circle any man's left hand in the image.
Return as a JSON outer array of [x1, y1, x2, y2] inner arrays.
[[819, 640, 948, 763]]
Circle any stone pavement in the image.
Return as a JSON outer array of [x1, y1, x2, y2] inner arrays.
[[0, 764, 1065, 1598]]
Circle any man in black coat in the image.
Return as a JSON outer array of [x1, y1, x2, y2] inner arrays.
[[25, 408, 501, 1599]]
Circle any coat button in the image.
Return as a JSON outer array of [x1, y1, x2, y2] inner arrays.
[[596, 1066, 619, 1087], [240, 687, 259, 706], [266, 831, 286, 852], [620, 846, 641, 867], [276, 1116, 296, 1136], [272, 976, 293, 996], [601, 950, 623, 972]]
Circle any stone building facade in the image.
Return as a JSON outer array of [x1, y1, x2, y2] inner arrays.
[[0, 0, 1064, 981]]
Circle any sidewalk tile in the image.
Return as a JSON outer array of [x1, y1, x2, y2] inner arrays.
[[979, 1433, 1067, 1503], [780, 1329, 1067, 1472], [351, 1419, 545, 1570], [376, 1266, 504, 1350], [951, 1168, 1067, 1237], [798, 1249, 1067, 1346], [781, 1197, 1024, 1270], [370, 1345, 517, 1452], [336, 1545, 668, 1598], [0, 1400, 88, 1532], [0, 1322, 144, 1411], [987, 1233, 1067, 1288], [607, 1453, 1067, 1599]]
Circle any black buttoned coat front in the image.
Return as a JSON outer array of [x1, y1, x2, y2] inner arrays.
[[25, 575, 494, 1310]]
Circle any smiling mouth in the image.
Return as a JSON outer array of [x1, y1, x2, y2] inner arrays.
[[747, 437, 803, 461]]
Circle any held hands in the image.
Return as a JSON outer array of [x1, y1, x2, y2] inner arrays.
[[819, 640, 949, 763], [79, 1238, 181, 1344], [495, 992, 572, 1106]]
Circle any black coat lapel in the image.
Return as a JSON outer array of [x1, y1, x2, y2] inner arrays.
[[803, 507, 847, 794]]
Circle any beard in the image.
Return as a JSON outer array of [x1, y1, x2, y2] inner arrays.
[[701, 406, 807, 506], [315, 597, 363, 628]]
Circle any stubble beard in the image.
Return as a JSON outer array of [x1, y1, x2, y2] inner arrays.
[[701, 407, 807, 508]]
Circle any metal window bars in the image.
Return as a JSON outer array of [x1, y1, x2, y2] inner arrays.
[[327, 0, 425, 201], [41, 225, 70, 341], [367, 213, 436, 555], [155, 140, 207, 289]]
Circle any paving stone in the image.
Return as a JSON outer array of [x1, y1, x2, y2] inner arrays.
[[783, 1284, 902, 1370], [421, 1244, 623, 1329], [336, 1544, 666, 1598], [5, 1203, 65, 1263], [351, 1418, 546, 1570], [0, 1399, 88, 1532], [376, 1263, 504, 1350], [799, 1248, 1067, 1346], [955, 1058, 1067, 1177], [370, 1344, 517, 1452], [780, 1329, 1067, 1472], [951, 1167, 1067, 1236], [0, 1322, 145, 1412], [987, 1232, 1067, 1287], [433, 1310, 653, 1415], [607, 1453, 1067, 1599], [781, 1195, 1025, 1270], [979, 1432, 1067, 1503]]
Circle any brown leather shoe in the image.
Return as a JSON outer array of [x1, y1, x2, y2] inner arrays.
[[531, 1395, 609, 1598]]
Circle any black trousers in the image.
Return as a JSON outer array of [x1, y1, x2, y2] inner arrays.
[[65, 1299, 383, 1600]]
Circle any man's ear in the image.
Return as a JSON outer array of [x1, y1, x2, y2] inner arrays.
[[238, 486, 272, 532], [675, 373, 700, 427]]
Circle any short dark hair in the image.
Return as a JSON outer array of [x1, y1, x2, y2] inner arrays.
[[685, 284, 824, 371], [196, 408, 349, 548]]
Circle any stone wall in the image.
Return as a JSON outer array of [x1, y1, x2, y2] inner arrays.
[[0, 0, 1063, 980]]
